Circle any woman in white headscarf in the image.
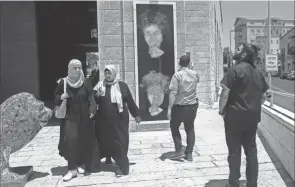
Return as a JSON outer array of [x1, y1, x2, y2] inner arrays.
[[94, 65, 141, 177], [55, 59, 96, 181]]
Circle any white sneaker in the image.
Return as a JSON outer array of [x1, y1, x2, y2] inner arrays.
[[77, 167, 85, 174], [63, 170, 77, 181]]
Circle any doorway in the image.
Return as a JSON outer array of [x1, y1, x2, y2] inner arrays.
[[35, 1, 98, 102]]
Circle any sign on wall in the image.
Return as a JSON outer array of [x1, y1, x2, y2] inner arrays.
[[265, 54, 278, 72], [133, 2, 177, 123]]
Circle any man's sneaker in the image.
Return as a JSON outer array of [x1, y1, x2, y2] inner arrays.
[[184, 153, 193, 161], [105, 157, 112, 165], [63, 170, 77, 182], [169, 151, 185, 160]]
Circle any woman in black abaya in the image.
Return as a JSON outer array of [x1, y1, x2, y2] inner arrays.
[[55, 59, 96, 181], [94, 65, 141, 177]]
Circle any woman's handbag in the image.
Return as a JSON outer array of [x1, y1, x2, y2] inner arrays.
[[55, 78, 67, 119]]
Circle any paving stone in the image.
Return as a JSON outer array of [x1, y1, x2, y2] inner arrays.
[[128, 149, 141, 155], [7, 108, 289, 187], [177, 161, 216, 170]]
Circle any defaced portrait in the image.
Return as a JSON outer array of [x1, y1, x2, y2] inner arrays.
[[135, 4, 176, 121]]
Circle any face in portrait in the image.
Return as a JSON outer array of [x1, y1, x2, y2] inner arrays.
[[136, 4, 175, 121]]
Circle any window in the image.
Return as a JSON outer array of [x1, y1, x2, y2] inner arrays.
[[276, 30, 279, 34], [271, 39, 273, 44], [276, 39, 278, 44], [251, 29, 255, 35], [91, 29, 97, 38], [271, 49, 273, 54], [257, 29, 261, 35], [251, 39, 255, 44], [262, 21, 265, 25]]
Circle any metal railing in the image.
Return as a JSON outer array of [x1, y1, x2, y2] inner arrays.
[[269, 89, 295, 99], [264, 89, 295, 119]]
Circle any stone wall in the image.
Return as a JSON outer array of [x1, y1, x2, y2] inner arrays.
[[97, 0, 223, 130], [259, 103, 295, 180]]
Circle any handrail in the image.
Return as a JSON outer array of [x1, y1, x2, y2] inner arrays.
[[268, 90, 295, 99], [263, 101, 295, 121]]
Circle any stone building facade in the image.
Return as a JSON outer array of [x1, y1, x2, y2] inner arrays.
[[0, 1, 223, 130], [97, 0, 223, 128], [280, 27, 295, 73]]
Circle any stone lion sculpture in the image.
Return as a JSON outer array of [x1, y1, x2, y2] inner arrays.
[[0, 93, 53, 182]]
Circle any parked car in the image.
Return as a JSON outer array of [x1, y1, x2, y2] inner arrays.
[[280, 72, 288, 79], [271, 71, 279, 77], [287, 71, 295, 80]]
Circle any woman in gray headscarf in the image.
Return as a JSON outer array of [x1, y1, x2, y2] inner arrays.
[[94, 65, 141, 177], [55, 59, 96, 181]]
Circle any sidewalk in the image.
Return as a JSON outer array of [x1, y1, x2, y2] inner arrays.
[[9, 108, 291, 187]]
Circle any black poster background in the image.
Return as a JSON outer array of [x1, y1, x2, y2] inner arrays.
[[135, 4, 175, 121]]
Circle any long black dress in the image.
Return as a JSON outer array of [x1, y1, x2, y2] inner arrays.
[[95, 81, 140, 175], [55, 79, 96, 170]]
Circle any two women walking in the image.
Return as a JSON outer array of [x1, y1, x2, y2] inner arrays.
[[55, 60, 140, 181]]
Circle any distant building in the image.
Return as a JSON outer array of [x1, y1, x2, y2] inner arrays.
[[280, 27, 295, 73], [256, 35, 268, 71], [234, 17, 294, 52], [234, 17, 267, 47], [234, 17, 294, 74]]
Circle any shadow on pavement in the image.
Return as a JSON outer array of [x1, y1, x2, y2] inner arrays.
[[159, 151, 184, 162], [51, 166, 67, 176], [257, 130, 295, 187], [204, 179, 246, 187], [46, 116, 60, 127], [29, 171, 49, 181]]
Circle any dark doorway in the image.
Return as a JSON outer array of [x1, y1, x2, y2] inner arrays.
[[35, 1, 98, 102]]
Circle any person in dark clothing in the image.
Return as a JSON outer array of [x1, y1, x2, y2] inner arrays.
[[94, 65, 141, 177], [87, 60, 100, 88], [219, 43, 270, 187], [55, 59, 96, 181], [87, 62, 113, 166]]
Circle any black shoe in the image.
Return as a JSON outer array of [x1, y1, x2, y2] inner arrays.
[[115, 168, 123, 178], [184, 153, 193, 161], [105, 157, 112, 165], [169, 150, 185, 160]]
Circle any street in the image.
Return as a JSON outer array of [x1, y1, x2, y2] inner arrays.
[[266, 77, 295, 112]]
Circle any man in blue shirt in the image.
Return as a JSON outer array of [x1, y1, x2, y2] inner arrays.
[[219, 43, 269, 187]]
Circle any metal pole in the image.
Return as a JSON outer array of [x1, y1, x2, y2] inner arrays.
[[229, 31, 231, 69], [268, 0, 274, 107], [229, 29, 234, 69]]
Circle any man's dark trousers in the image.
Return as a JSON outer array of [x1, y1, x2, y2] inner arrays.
[[224, 120, 259, 187], [170, 104, 197, 154]]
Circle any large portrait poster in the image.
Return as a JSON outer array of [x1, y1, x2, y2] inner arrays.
[[134, 2, 177, 123]]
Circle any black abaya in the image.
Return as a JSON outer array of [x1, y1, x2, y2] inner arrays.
[[95, 81, 140, 175], [55, 79, 96, 170]]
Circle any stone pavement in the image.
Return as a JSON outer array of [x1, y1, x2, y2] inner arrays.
[[9, 108, 292, 187]]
